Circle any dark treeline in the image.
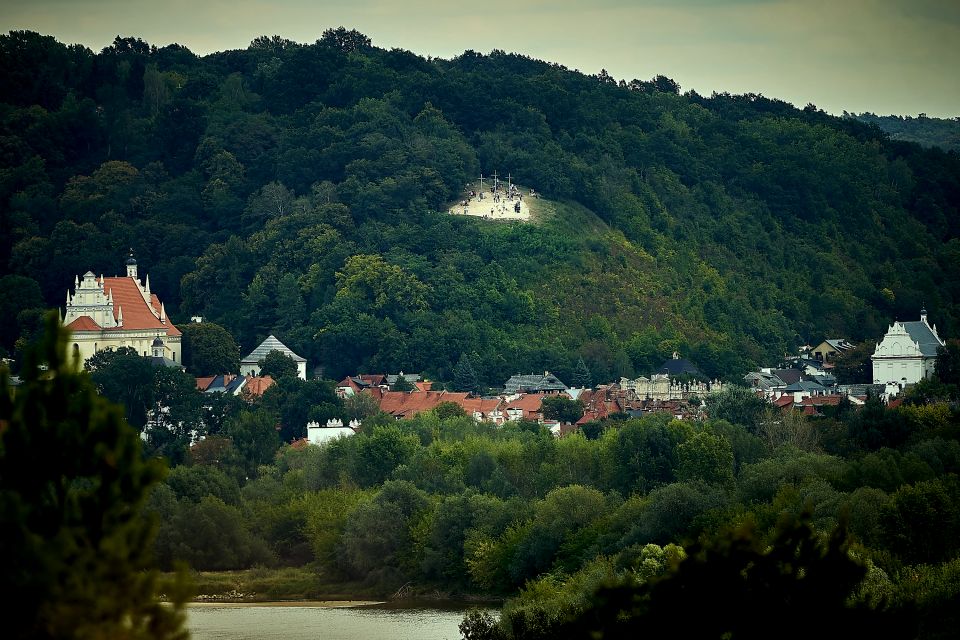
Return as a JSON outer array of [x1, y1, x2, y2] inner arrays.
[[1, 29, 959, 386]]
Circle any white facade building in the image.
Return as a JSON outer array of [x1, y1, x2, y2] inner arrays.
[[306, 419, 357, 446], [62, 253, 181, 364], [872, 309, 944, 388], [240, 334, 307, 380]]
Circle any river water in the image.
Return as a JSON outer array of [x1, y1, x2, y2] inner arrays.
[[186, 602, 490, 640]]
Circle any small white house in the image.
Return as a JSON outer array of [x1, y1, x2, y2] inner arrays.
[[872, 308, 944, 388]]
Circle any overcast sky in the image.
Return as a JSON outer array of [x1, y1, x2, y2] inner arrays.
[[3, 0, 958, 117]]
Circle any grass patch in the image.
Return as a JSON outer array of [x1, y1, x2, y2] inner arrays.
[[174, 565, 384, 602], [170, 565, 505, 604]]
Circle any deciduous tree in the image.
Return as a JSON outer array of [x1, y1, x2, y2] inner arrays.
[[180, 321, 240, 375], [258, 349, 298, 381]]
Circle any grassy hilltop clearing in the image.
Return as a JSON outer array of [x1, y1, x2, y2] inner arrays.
[[1, 29, 959, 385]]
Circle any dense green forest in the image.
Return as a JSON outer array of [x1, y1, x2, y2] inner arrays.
[[848, 112, 960, 153], [143, 381, 960, 637], [6, 310, 960, 638], [1, 29, 959, 386], [2, 28, 960, 637]]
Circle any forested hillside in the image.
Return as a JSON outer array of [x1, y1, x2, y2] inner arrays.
[[2, 29, 959, 384], [848, 112, 960, 153]]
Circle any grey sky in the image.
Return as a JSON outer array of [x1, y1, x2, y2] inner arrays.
[[3, 0, 958, 117]]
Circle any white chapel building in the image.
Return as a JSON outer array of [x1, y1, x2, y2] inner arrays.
[[62, 252, 182, 364], [241, 334, 307, 380], [872, 308, 944, 387]]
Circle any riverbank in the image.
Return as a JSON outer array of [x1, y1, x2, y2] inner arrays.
[[188, 600, 384, 608], [168, 565, 501, 606]]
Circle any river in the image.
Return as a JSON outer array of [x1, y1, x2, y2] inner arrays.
[[185, 601, 491, 640]]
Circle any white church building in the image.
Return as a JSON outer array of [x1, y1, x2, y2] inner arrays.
[[240, 334, 307, 380], [872, 308, 944, 388], [62, 252, 182, 364]]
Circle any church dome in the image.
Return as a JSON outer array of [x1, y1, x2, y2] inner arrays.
[[152, 337, 164, 347], [125, 255, 137, 265]]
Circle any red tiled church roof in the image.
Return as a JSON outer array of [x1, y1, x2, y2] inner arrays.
[[101, 277, 181, 336], [65, 316, 101, 331]]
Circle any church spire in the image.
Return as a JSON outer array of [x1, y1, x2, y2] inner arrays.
[[160, 302, 166, 324], [125, 249, 138, 279]]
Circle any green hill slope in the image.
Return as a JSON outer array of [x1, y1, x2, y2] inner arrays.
[[1, 29, 958, 385], [847, 112, 960, 152]]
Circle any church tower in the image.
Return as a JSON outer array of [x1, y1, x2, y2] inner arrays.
[[152, 336, 165, 359], [126, 249, 138, 279]]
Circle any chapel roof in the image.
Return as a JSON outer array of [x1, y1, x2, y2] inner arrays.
[[900, 321, 944, 357], [241, 335, 306, 363]]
